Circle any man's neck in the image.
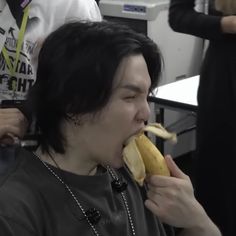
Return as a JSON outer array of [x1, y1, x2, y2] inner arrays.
[[35, 147, 98, 176]]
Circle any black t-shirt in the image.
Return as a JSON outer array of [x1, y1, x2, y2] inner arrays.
[[0, 148, 175, 236]]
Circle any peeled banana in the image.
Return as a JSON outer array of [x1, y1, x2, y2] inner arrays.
[[123, 123, 176, 186]]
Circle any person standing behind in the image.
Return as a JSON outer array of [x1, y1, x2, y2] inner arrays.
[[0, 0, 101, 144], [168, 0, 236, 235], [0, 0, 101, 174]]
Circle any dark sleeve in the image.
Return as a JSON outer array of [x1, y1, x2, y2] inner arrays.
[[0, 215, 37, 236], [168, 0, 223, 40]]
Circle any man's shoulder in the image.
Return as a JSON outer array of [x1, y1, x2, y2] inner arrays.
[[0, 147, 42, 202], [0, 148, 44, 225], [0, 148, 35, 196]]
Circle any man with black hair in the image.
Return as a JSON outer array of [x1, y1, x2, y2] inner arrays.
[[0, 21, 221, 236]]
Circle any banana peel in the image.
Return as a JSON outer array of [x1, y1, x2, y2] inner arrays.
[[123, 123, 177, 186]]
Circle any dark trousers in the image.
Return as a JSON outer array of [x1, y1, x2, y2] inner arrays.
[[194, 42, 236, 236]]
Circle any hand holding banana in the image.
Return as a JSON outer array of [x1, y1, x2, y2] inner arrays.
[[144, 155, 217, 231], [123, 123, 176, 185], [123, 124, 221, 235]]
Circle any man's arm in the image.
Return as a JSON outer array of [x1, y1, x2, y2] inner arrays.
[[178, 217, 221, 236], [177, 202, 221, 236]]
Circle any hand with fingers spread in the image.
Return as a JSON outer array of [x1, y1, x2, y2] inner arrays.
[[0, 108, 28, 145], [145, 155, 221, 236]]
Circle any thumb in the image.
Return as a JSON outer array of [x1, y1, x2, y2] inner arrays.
[[165, 155, 188, 179]]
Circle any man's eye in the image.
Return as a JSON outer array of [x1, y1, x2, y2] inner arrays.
[[124, 95, 136, 100]]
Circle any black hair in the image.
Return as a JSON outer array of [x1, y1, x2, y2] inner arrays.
[[27, 21, 163, 154]]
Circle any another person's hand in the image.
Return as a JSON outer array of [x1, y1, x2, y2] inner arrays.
[[221, 15, 236, 34], [0, 108, 28, 145], [145, 155, 206, 228]]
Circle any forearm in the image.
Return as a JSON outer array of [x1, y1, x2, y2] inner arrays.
[[178, 215, 221, 236], [168, 0, 223, 40]]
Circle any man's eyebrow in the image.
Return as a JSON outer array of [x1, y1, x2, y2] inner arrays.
[[120, 84, 148, 93]]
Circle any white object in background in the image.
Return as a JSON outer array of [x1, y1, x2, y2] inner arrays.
[[153, 76, 199, 157], [99, 0, 204, 85], [153, 75, 199, 107]]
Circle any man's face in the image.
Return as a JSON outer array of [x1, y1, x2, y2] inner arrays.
[[80, 54, 151, 168]]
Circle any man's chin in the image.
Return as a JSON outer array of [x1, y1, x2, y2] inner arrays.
[[109, 157, 124, 169]]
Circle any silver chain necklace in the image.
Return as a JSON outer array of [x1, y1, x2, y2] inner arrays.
[[33, 153, 136, 236]]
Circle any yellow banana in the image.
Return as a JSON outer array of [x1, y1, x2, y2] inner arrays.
[[123, 123, 176, 186]]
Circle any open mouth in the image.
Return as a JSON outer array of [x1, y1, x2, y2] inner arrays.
[[123, 129, 144, 147]]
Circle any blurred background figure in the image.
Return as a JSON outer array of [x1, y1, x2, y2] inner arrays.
[[168, 0, 236, 235], [0, 0, 101, 172]]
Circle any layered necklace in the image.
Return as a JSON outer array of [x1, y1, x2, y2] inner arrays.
[[33, 153, 136, 236]]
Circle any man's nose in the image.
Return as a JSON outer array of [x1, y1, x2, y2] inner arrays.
[[137, 100, 151, 123]]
